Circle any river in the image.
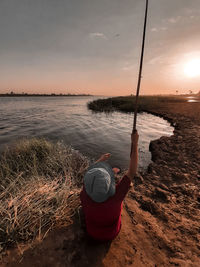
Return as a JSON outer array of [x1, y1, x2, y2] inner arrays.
[[0, 96, 174, 170]]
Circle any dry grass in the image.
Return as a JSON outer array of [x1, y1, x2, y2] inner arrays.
[[0, 138, 89, 252]]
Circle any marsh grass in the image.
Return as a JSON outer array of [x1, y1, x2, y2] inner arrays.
[[88, 95, 187, 112], [0, 138, 89, 252]]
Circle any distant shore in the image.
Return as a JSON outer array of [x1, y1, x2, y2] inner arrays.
[[0, 93, 92, 97]]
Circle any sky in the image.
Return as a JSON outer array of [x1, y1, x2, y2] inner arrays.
[[0, 0, 200, 96]]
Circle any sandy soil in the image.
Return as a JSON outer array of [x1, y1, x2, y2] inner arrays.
[[1, 102, 200, 267]]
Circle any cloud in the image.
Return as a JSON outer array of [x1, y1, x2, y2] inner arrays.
[[151, 27, 167, 33], [122, 66, 132, 71], [148, 56, 166, 65], [168, 18, 176, 23], [151, 28, 158, 32], [183, 8, 200, 16], [168, 16, 181, 24], [122, 62, 134, 71], [162, 16, 181, 25], [89, 32, 107, 39]]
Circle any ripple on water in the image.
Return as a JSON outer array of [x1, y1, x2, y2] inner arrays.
[[0, 97, 174, 170]]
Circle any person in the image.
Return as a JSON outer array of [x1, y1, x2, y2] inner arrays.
[[80, 131, 139, 242]]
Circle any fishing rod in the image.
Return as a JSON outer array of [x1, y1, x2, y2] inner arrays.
[[132, 0, 149, 133]]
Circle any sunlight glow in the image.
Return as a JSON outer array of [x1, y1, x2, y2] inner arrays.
[[184, 59, 200, 78]]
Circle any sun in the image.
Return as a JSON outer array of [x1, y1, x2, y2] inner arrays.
[[184, 59, 200, 78]]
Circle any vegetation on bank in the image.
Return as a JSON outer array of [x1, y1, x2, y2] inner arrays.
[[88, 95, 188, 113], [0, 138, 89, 252]]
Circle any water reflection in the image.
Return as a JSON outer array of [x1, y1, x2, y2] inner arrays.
[[187, 96, 200, 103]]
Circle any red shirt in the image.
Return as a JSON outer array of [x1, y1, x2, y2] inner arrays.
[[80, 175, 131, 241]]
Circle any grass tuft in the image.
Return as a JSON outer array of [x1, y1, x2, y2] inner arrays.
[[0, 138, 89, 251]]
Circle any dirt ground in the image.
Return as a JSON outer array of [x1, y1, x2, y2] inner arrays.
[[1, 102, 200, 267]]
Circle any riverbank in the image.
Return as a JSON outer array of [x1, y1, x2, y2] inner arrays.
[[1, 96, 200, 266]]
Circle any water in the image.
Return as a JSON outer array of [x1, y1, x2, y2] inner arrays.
[[0, 96, 174, 170], [187, 96, 200, 103]]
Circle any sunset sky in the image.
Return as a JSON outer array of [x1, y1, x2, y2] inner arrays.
[[0, 0, 200, 96]]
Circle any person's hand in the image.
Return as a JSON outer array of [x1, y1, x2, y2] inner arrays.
[[99, 153, 111, 162], [131, 130, 139, 146]]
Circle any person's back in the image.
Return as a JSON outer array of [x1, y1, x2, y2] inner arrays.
[[80, 131, 139, 241], [81, 164, 131, 241]]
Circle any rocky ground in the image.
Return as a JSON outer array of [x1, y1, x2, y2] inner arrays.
[[1, 102, 200, 266]]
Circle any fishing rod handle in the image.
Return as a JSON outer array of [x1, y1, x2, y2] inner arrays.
[[130, 129, 138, 156]]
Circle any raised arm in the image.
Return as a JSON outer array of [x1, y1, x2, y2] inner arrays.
[[126, 131, 139, 180], [95, 153, 111, 163]]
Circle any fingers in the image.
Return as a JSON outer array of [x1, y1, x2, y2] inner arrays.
[[99, 153, 111, 161], [112, 167, 121, 174], [103, 153, 111, 159]]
